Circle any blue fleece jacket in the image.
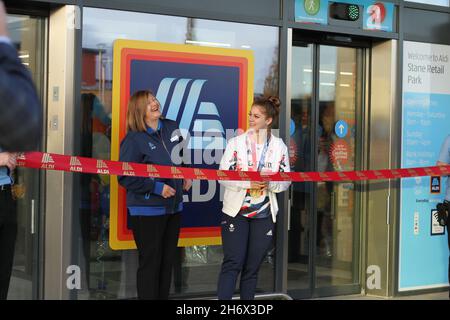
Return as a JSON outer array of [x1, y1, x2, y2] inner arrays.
[[118, 118, 185, 216]]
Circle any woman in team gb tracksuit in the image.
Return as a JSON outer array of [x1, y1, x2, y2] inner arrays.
[[118, 90, 191, 300], [217, 96, 291, 300]]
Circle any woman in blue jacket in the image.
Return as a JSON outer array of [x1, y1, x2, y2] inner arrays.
[[118, 90, 191, 300]]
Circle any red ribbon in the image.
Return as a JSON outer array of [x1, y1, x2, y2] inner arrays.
[[16, 152, 450, 182]]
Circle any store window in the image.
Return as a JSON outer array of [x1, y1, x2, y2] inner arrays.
[[78, 7, 279, 299]]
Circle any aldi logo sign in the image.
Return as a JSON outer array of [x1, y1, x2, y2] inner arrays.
[[430, 176, 441, 194], [110, 40, 254, 250], [155, 77, 226, 150]]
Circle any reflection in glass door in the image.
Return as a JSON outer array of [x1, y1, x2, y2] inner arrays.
[[288, 44, 313, 292], [6, 14, 45, 299], [288, 42, 364, 297]]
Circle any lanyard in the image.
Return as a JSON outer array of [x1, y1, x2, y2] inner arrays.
[[248, 134, 270, 172]]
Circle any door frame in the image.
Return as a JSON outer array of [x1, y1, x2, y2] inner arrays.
[[4, 4, 49, 300], [284, 29, 370, 299]]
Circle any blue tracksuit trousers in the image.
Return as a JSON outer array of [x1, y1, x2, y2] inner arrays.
[[217, 213, 274, 300]]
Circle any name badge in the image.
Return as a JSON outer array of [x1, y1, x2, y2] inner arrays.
[[170, 135, 179, 142]]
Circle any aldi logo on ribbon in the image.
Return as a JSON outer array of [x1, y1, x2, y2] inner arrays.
[[146, 164, 160, 178], [70, 156, 83, 172], [171, 166, 183, 178], [122, 162, 135, 176], [110, 40, 254, 250], [194, 168, 207, 180], [217, 171, 229, 179], [41, 153, 55, 169], [17, 153, 26, 167], [96, 160, 109, 175]]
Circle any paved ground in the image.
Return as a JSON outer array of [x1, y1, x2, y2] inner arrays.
[[310, 291, 448, 300]]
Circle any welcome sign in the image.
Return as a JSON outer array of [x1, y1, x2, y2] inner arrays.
[[400, 41, 450, 291]]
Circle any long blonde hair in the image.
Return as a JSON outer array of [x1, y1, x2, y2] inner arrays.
[[126, 90, 153, 132]]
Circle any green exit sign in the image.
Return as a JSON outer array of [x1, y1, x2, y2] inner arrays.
[[329, 2, 361, 21]]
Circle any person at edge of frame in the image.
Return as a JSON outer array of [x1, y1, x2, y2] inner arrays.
[[436, 134, 450, 299]]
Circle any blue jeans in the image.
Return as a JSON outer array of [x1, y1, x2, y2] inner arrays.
[[217, 213, 274, 300]]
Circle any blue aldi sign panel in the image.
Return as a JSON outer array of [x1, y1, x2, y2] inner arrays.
[[110, 40, 254, 249]]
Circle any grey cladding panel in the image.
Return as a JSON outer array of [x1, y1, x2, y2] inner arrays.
[[154, 0, 280, 19], [80, 0, 280, 20], [404, 8, 450, 45], [17, 0, 76, 3]]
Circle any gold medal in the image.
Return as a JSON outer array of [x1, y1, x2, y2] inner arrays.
[[249, 188, 261, 198]]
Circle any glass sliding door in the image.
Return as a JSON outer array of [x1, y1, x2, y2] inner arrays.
[[315, 45, 362, 289], [288, 44, 314, 292], [288, 40, 364, 298], [6, 14, 45, 300]]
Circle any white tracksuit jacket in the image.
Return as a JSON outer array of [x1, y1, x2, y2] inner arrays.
[[218, 131, 291, 223]]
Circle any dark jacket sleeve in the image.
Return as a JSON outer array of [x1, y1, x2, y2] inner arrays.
[[0, 43, 42, 151], [118, 134, 159, 194]]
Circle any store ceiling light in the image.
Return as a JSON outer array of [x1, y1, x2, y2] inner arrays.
[[303, 69, 335, 74], [340, 71, 353, 76], [320, 70, 335, 74], [186, 40, 231, 47]]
